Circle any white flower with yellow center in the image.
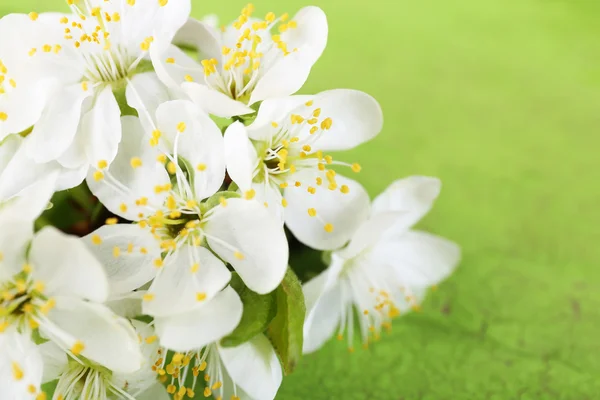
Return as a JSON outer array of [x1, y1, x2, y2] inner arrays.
[[150, 3, 328, 118], [86, 103, 288, 323], [302, 177, 461, 353], [224, 90, 383, 250], [0, 176, 143, 399], [1, 0, 190, 175], [40, 321, 168, 400]]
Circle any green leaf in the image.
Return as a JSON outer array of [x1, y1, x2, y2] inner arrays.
[[266, 268, 306, 375], [202, 190, 241, 212], [221, 274, 277, 347]]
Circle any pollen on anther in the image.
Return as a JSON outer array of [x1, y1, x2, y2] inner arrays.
[[234, 251, 245, 260], [143, 293, 155, 302], [91, 235, 102, 245], [196, 292, 207, 301], [130, 157, 143, 168], [105, 217, 118, 225], [308, 208, 317, 217], [351, 163, 362, 173], [244, 189, 256, 200], [176, 122, 186, 132], [324, 223, 334, 233], [71, 341, 85, 355]]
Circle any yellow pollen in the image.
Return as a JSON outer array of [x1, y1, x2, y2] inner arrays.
[[167, 161, 177, 174], [351, 163, 362, 173], [184, 74, 194, 82], [190, 263, 200, 273], [324, 223, 334, 233], [340, 185, 350, 194], [91, 235, 102, 245], [196, 292, 207, 301], [281, 198, 288, 208], [196, 163, 207, 171], [105, 217, 118, 225], [271, 121, 278, 128], [143, 293, 155, 302], [204, 388, 212, 397], [0, 112, 7, 121], [166, 57, 175, 64], [113, 247, 121, 258], [11, 362, 24, 381], [302, 145, 312, 152], [97, 160, 108, 169], [156, 154, 167, 164], [119, 203, 128, 213], [154, 259, 164, 268], [219, 197, 228, 207], [29, 12, 38, 21], [93, 171, 104, 181], [70, 341, 85, 355], [305, 100, 314, 106], [177, 122, 186, 132], [158, 0, 168, 6], [308, 208, 317, 217], [234, 251, 245, 260], [244, 189, 256, 200], [130, 157, 143, 168]]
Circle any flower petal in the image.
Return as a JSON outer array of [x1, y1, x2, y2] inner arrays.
[[303, 279, 343, 354], [173, 18, 222, 61], [155, 100, 225, 199], [205, 198, 289, 294], [248, 7, 328, 105], [245, 96, 313, 141], [285, 175, 370, 251], [338, 211, 406, 259], [43, 298, 143, 374], [154, 286, 242, 352], [126, 72, 174, 132], [182, 82, 255, 118], [143, 244, 231, 318], [29, 226, 109, 303], [370, 230, 461, 288], [38, 341, 67, 383], [83, 224, 162, 296], [149, 43, 203, 92], [218, 334, 283, 400], [0, 330, 43, 398], [80, 86, 122, 167], [27, 83, 91, 163], [371, 176, 442, 231], [87, 116, 171, 221], [308, 89, 383, 151], [224, 122, 259, 192], [136, 383, 171, 400]]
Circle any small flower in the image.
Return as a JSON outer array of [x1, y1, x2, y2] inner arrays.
[[41, 320, 168, 400], [224, 89, 383, 250], [86, 102, 288, 322], [0, 177, 143, 397], [151, 4, 328, 118], [302, 176, 461, 353], [0, 0, 190, 176]]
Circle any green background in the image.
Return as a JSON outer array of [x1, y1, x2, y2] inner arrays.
[[4, 0, 600, 398]]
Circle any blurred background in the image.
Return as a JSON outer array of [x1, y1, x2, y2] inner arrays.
[[4, 0, 600, 398]]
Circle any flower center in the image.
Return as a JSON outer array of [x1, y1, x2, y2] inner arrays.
[[0, 268, 52, 334], [54, 360, 135, 400], [199, 4, 297, 103]]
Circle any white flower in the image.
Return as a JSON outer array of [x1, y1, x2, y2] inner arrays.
[[0, 177, 143, 398], [151, 4, 328, 118], [302, 177, 461, 353], [0, 134, 87, 201], [224, 90, 383, 250], [41, 320, 169, 400], [86, 105, 288, 320], [151, 333, 282, 400], [0, 0, 190, 177]]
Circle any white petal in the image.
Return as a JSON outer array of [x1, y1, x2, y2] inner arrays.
[[183, 82, 254, 118], [0, 218, 30, 280], [205, 198, 289, 294], [252, 180, 285, 221], [81, 86, 122, 166], [27, 84, 91, 163], [281, 6, 328, 67], [155, 286, 242, 352], [248, 7, 328, 105], [224, 122, 258, 192], [0, 330, 43, 398], [155, 100, 225, 199], [106, 293, 143, 319], [245, 96, 313, 141], [285, 175, 370, 251], [370, 230, 461, 288], [38, 341, 67, 383], [29, 227, 109, 302], [126, 72, 174, 132], [218, 334, 283, 400], [0, 169, 56, 221], [87, 116, 171, 221], [44, 298, 143, 374], [143, 245, 231, 317], [149, 43, 203, 93], [83, 224, 161, 296], [309, 89, 383, 151], [302, 280, 343, 354], [338, 211, 406, 260], [173, 18, 222, 61], [54, 164, 88, 192], [371, 176, 442, 231]]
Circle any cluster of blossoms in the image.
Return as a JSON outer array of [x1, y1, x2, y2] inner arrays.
[[0, 1, 460, 399]]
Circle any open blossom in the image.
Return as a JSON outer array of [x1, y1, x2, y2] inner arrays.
[[224, 90, 383, 250], [0, 177, 143, 398], [40, 320, 168, 400], [86, 104, 288, 314], [0, 0, 190, 180], [302, 176, 461, 353], [151, 4, 328, 118]]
